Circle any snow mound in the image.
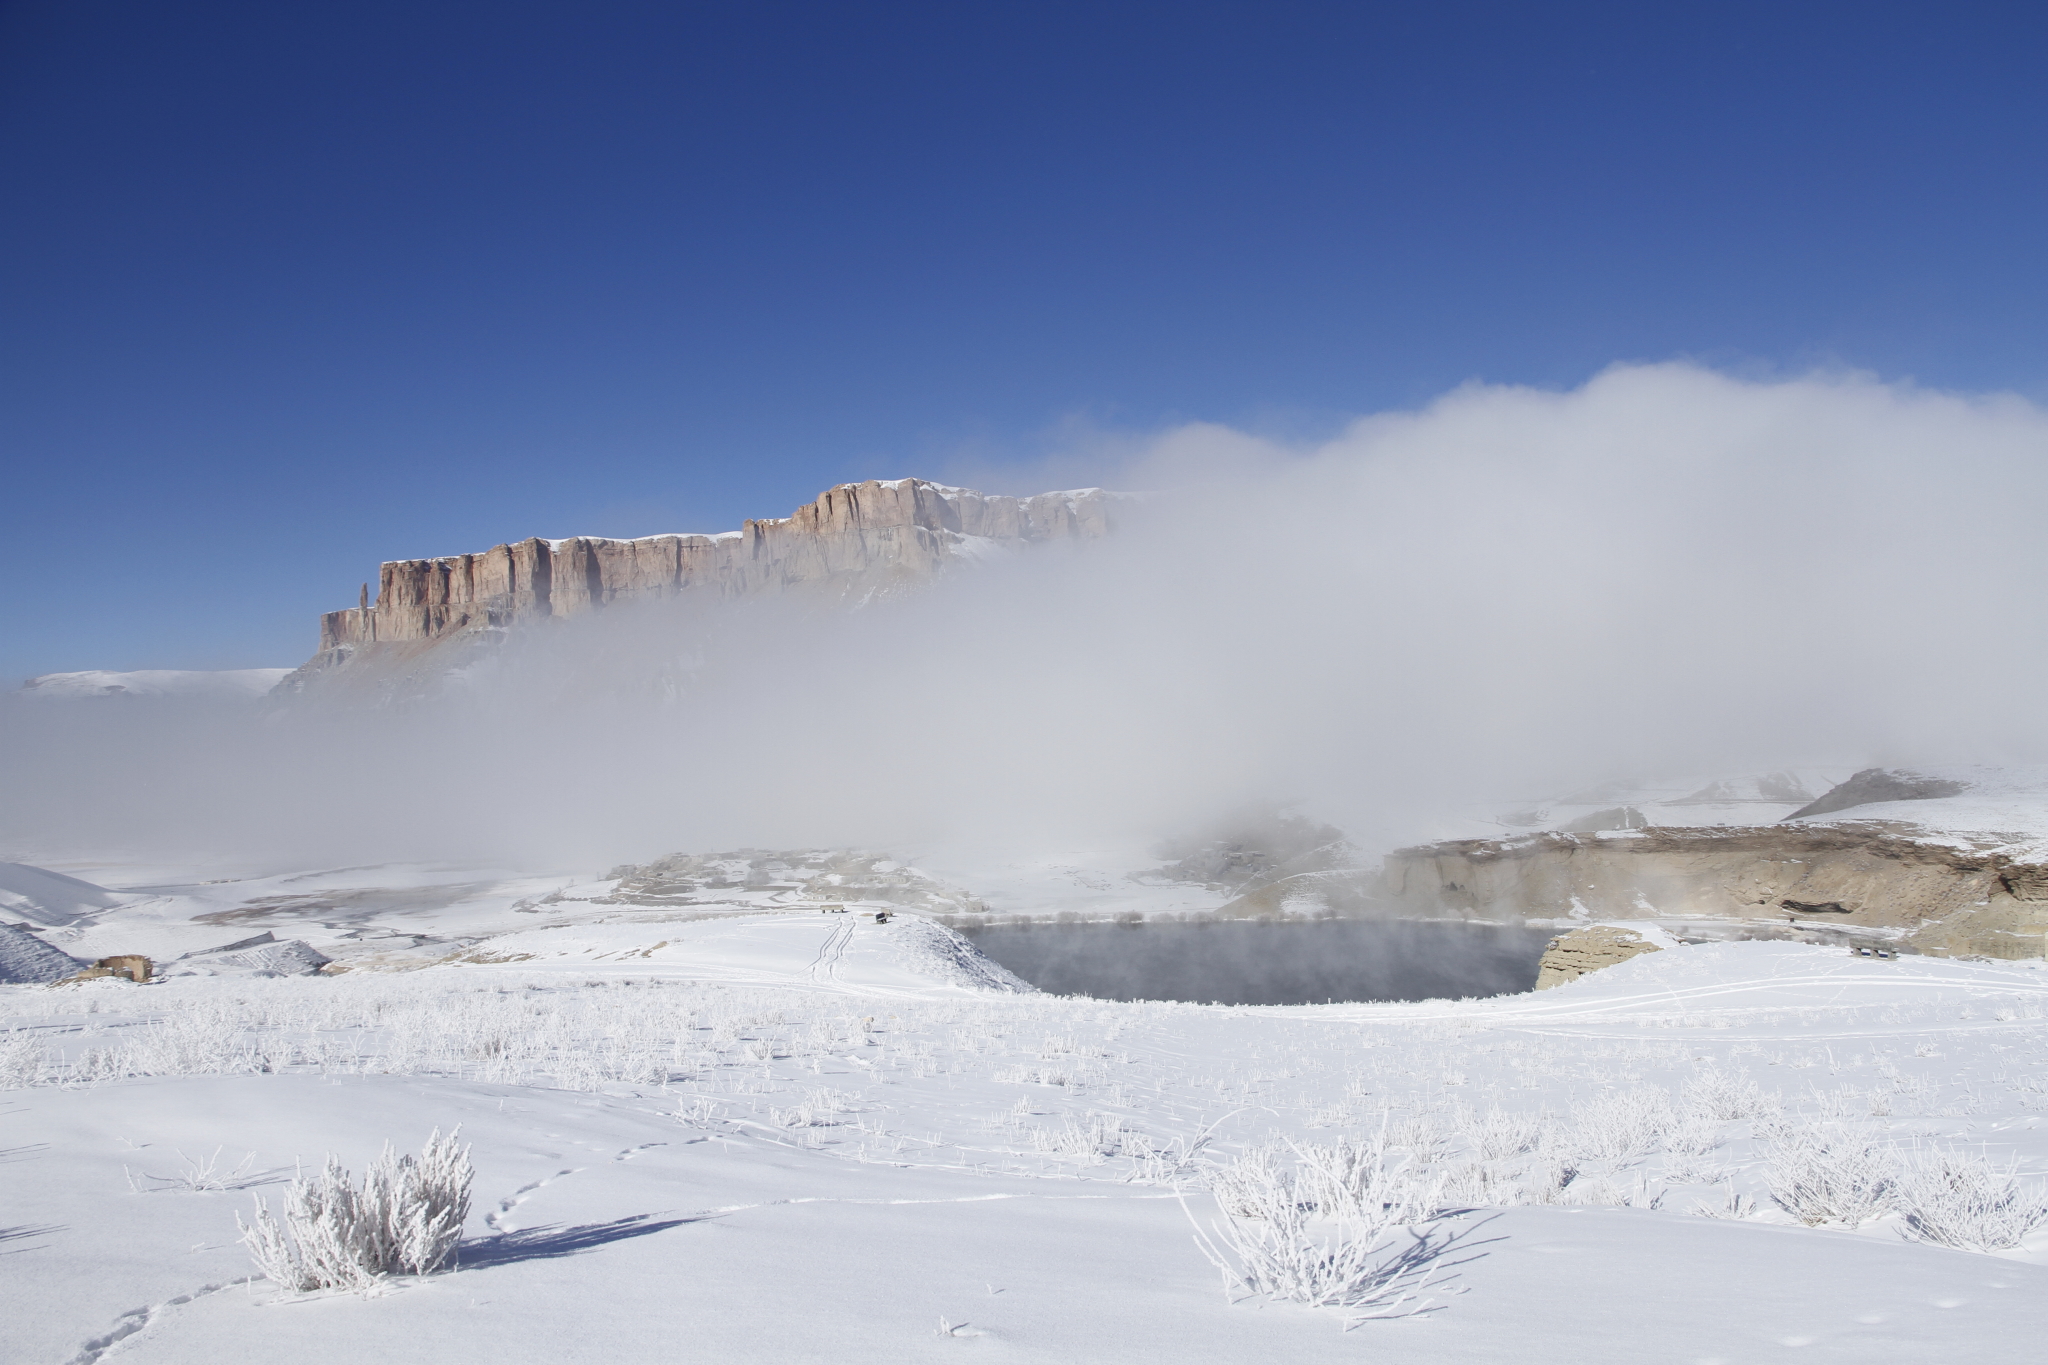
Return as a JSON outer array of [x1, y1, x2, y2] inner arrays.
[[0, 862, 121, 927], [15, 668, 291, 700], [1667, 772, 1818, 805], [1776, 764, 2048, 861], [0, 922, 88, 983], [1786, 767, 1971, 819], [886, 915, 1035, 994], [168, 932, 332, 978]]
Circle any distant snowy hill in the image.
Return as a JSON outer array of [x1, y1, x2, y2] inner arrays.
[[0, 861, 124, 927], [15, 668, 291, 700]]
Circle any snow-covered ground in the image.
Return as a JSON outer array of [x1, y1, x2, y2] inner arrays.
[[1422, 763, 2048, 860], [1, 844, 1236, 974], [13, 670, 293, 701], [4, 890, 2047, 1363]]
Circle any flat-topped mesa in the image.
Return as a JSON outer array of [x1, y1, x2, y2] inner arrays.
[[312, 479, 1120, 659]]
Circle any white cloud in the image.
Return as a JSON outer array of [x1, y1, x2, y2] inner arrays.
[[8, 362, 2047, 868]]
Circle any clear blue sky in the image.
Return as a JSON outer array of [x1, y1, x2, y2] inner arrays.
[[2, 1, 2043, 679]]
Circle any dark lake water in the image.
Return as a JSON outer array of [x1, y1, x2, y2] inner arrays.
[[963, 918, 1551, 1005]]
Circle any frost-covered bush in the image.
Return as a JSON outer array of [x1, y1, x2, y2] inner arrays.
[[769, 1087, 857, 1130], [1295, 1137, 1441, 1222], [1520, 1155, 1580, 1205], [128, 1147, 257, 1193], [1194, 1140, 1436, 1317], [1896, 1148, 2048, 1252], [0, 1027, 42, 1087], [1681, 1070, 1779, 1121], [239, 1129, 472, 1293], [1569, 1088, 1673, 1160], [1469, 1108, 1542, 1161], [1031, 1111, 1145, 1163], [1763, 1129, 1898, 1226], [1207, 1143, 1292, 1220]]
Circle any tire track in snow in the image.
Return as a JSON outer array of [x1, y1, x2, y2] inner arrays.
[[806, 919, 854, 987]]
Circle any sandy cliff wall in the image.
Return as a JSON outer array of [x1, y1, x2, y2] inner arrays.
[[302, 479, 1119, 674], [1376, 825, 2048, 959]]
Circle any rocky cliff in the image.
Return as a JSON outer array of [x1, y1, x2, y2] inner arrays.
[[288, 479, 1120, 687], [1375, 823, 2048, 959], [1178, 771, 2048, 960]]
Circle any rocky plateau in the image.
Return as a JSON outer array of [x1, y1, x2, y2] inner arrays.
[[283, 477, 1121, 695]]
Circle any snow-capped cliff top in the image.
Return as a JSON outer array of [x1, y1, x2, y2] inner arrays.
[[524, 481, 1117, 555]]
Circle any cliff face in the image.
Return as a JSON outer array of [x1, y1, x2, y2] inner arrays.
[[295, 479, 1119, 682], [1375, 825, 2048, 959]]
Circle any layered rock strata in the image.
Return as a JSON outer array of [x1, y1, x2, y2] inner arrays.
[[1376, 824, 2048, 959], [297, 479, 1119, 683]]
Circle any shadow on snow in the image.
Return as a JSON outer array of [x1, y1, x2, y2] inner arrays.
[[460, 1213, 699, 1268]]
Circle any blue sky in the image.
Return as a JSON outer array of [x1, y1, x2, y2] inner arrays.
[[2, 1, 2043, 680]]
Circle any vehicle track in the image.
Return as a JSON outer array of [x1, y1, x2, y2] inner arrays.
[[806, 919, 854, 987]]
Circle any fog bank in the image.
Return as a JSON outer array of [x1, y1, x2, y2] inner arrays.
[[7, 362, 2048, 872]]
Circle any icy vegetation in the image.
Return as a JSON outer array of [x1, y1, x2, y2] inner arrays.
[[239, 1130, 472, 1292]]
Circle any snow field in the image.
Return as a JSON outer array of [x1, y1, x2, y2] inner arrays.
[[4, 939, 2047, 1361]]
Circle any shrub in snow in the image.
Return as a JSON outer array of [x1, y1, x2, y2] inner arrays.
[[1207, 1144, 1292, 1220], [1469, 1108, 1542, 1161], [128, 1147, 258, 1193], [238, 1129, 472, 1293], [1295, 1137, 1442, 1222], [1896, 1147, 2048, 1252], [0, 1028, 43, 1087], [1193, 1141, 1436, 1318], [1689, 1183, 1760, 1220], [769, 1087, 857, 1129], [1031, 1111, 1145, 1163], [1569, 1088, 1673, 1161], [1763, 1129, 1898, 1227], [1438, 1160, 1507, 1208], [1681, 1070, 1779, 1122], [1521, 1156, 1580, 1205]]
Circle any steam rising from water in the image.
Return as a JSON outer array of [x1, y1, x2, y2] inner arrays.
[[7, 362, 2048, 871], [965, 920, 1554, 1005]]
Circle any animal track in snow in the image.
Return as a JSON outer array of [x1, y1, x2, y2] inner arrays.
[[64, 1281, 238, 1365], [486, 1168, 582, 1232]]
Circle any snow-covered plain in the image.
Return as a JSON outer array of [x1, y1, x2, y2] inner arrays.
[[13, 670, 293, 701], [5, 874, 2048, 1364]]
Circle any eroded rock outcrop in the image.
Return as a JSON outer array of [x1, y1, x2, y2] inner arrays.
[[288, 479, 1121, 689], [59, 954, 152, 985], [1533, 924, 1664, 989]]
